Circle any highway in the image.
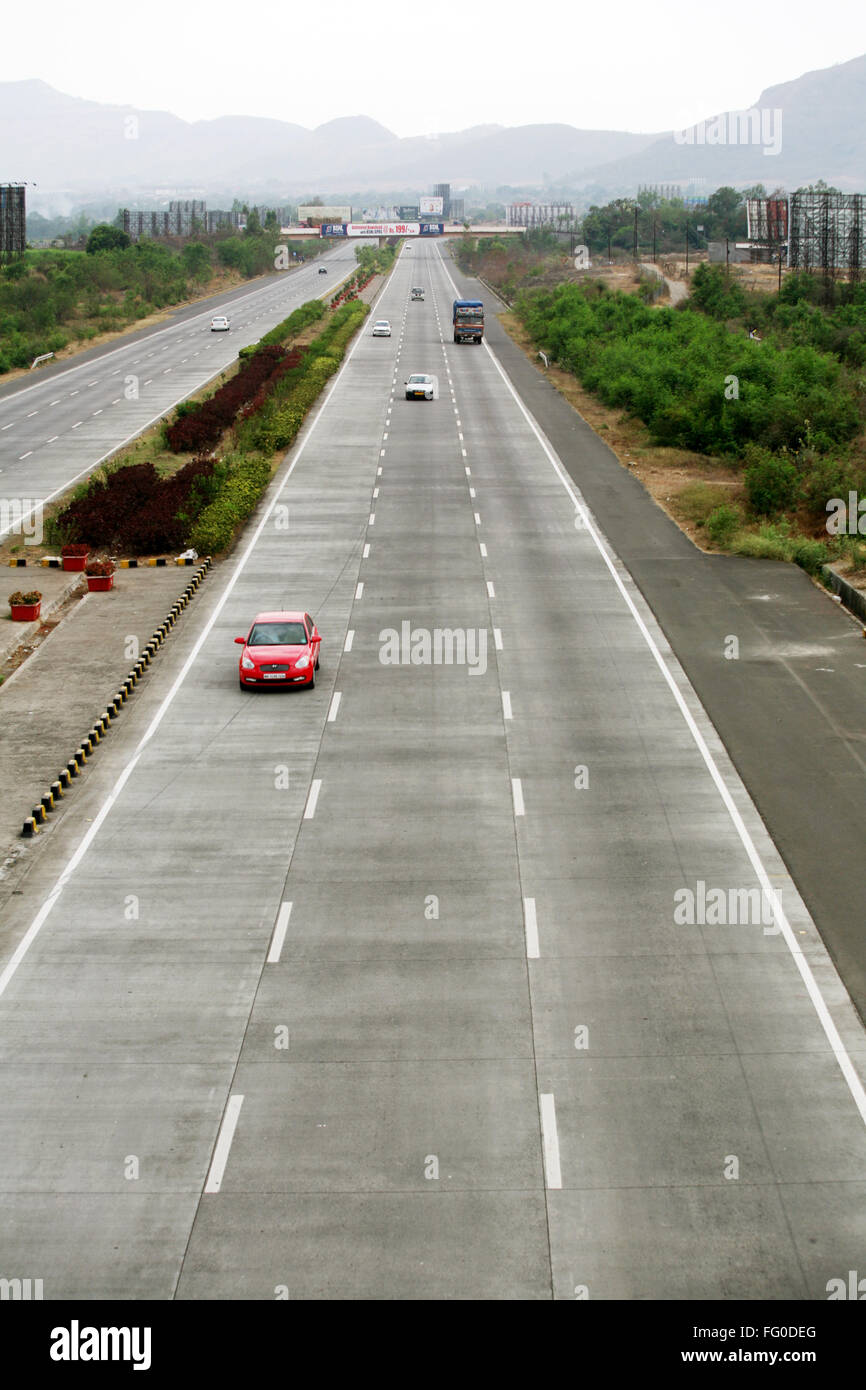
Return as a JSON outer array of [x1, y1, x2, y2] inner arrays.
[[0, 242, 361, 540], [1, 239, 865, 1299]]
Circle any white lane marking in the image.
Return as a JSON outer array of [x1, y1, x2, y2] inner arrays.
[[344, 630, 355, 652], [479, 542, 487, 557], [267, 902, 293, 964], [363, 543, 370, 558], [383, 432, 388, 440], [0, 262, 388, 984], [369, 513, 375, 525], [355, 582, 364, 599], [465, 466, 471, 475], [46, 436, 58, 444], [487, 581, 495, 598], [494, 628, 503, 650], [328, 692, 342, 723], [469, 487, 476, 497], [204, 1094, 244, 1194], [92, 409, 103, 416], [26, 410, 38, 417], [112, 398, 121, 404], [380, 448, 385, 457], [69, 390, 78, 395], [523, 897, 540, 959], [377, 466, 382, 476], [304, 779, 322, 819], [373, 487, 379, 498], [1, 422, 14, 430], [18, 451, 32, 460], [474, 512, 481, 525], [539, 1093, 562, 1188], [49, 399, 61, 405], [502, 691, 513, 720], [436, 241, 866, 1132], [71, 422, 82, 429], [511, 778, 525, 816]]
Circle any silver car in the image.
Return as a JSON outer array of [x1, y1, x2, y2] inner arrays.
[[405, 373, 435, 400], [372, 319, 392, 337]]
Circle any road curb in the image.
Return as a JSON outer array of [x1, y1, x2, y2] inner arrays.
[[20, 558, 212, 838], [822, 563, 866, 626]]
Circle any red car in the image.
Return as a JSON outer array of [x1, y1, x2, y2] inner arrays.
[[235, 610, 321, 689]]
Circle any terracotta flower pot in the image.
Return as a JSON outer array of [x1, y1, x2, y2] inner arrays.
[[62, 554, 88, 572], [10, 602, 41, 621], [86, 575, 114, 592]]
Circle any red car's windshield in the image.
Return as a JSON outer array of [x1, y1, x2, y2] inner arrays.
[[248, 622, 307, 646]]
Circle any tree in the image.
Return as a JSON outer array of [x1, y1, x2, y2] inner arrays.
[[86, 224, 131, 254], [244, 208, 262, 237], [264, 209, 279, 233]]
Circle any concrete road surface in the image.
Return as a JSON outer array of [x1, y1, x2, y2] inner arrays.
[[0, 240, 864, 1300]]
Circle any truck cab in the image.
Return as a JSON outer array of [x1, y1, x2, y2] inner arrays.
[[452, 299, 483, 343]]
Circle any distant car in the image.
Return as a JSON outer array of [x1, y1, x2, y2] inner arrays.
[[411, 287, 424, 300], [210, 315, 230, 332], [372, 319, 391, 337], [318, 266, 328, 274], [405, 373, 435, 401], [235, 611, 321, 690]]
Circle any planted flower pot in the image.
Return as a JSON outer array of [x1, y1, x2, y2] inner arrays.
[[84, 560, 115, 592], [61, 544, 89, 572], [8, 590, 42, 621]]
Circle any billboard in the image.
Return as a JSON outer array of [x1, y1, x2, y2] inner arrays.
[[420, 196, 444, 216], [319, 223, 347, 237], [346, 222, 420, 237], [419, 223, 444, 236]]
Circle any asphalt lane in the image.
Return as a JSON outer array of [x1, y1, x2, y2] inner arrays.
[[0, 240, 864, 1299], [0, 242, 362, 538]]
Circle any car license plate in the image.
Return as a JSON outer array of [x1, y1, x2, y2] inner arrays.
[[263, 673, 286, 680]]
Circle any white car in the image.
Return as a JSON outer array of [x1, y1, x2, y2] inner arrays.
[[405, 373, 435, 401], [372, 320, 391, 337], [210, 315, 230, 332]]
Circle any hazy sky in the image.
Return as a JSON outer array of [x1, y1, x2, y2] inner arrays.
[[3, 0, 865, 136]]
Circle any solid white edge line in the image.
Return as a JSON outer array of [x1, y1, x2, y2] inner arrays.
[[0, 274, 384, 999], [267, 902, 293, 964], [511, 777, 525, 817], [523, 897, 540, 960], [539, 1093, 562, 1188], [304, 779, 322, 819], [204, 1094, 244, 1194], [327, 691, 342, 723], [436, 239, 866, 1130]]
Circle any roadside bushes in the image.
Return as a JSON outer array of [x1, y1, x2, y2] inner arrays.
[[164, 345, 294, 452], [54, 457, 223, 553], [742, 446, 801, 516], [187, 453, 272, 554]]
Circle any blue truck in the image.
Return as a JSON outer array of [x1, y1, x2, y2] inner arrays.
[[452, 299, 484, 344]]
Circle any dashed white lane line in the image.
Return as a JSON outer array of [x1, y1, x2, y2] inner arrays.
[[377, 466, 382, 476], [355, 582, 364, 600], [469, 487, 476, 498], [26, 411, 38, 417], [539, 1093, 562, 1188], [511, 778, 525, 817], [487, 581, 496, 598], [327, 691, 342, 723], [71, 422, 82, 429], [474, 512, 481, 526], [49, 399, 61, 406], [494, 629, 503, 651], [267, 902, 293, 964], [303, 779, 322, 820], [369, 513, 375, 525], [373, 487, 379, 499], [0, 423, 14, 430], [465, 466, 471, 475], [479, 542, 488, 557], [523, 897, 540, 959], [502, 691, 513, 720], [344, 630, 355, 652], [18, 451, 32, 460], [46, 436, 59, 444], [363, 543, 370, 559], [92, 409, 103, 416], [204, 1094, 244, 1194]]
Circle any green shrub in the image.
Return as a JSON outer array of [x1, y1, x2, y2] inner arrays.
[[791, 539, 829, 575], [743, 447, 800, 516], [187, 454, 272, 553], [704, 504, 742, 545]]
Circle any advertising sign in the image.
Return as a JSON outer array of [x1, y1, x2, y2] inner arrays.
[[419, 196, 444, 216], [346, 222, 420, 237], [319, 224, 347, 236], [419, 223, 445, 236]]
